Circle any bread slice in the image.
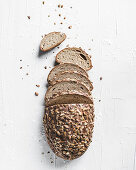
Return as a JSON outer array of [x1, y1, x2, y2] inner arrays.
[[47, 63, 88, 83], [43, 104, 94, 160], [40, 32, 66, 52], [45, 91, 93, 106], [56, 47, 92, 71], [50, 71, 93, 91], [45, 80, 91, 101]]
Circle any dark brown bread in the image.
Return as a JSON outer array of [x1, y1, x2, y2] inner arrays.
[[50, 71, 93, 91], [45, 80, 91, 101], [43, 104, 94, 160], [47, 63, 88, 83], [40, 32, 66, 52], [45, 91, 93, 106], [56, 47, 92, 71]]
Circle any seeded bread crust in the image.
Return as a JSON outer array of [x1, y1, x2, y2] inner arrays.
[[50, 71, 93, 91], [45, 80, 91, 101], [43, 104, 95, 160], [45, 91, 93, 106], [47, 63, 88, 83], [55, 47, 92, 71], [40, 32, 66, 52]]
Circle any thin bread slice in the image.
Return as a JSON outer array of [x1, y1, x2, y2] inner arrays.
[[47, 63, 88, 83], [45, 91, 93, 106], [43, 104, 94, 160], [45, 80, 91, 101], [56, 47, 92, 71], [40, 32, 66, 52], [50, 71, 93, 91]]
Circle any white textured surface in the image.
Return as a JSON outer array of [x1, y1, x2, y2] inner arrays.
[[0, 0, 136, 169]]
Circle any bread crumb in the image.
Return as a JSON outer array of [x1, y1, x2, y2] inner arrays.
[[64, 17, 66, 20], [36, 85, 40, 87], [42, 1, 45, 5], [68, 26, 72, 29], [35, 92, 39, 96], [26, 73, 29, 75], [61, 5, 63, 8], [59, 14, 61, 17], [100, 77, 102, 80], [27, 16, 30, 19], [20, 67, 22, 69], [44, 66, 47, 69]]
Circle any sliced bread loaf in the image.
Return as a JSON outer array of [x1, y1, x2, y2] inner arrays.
[[43, 104, 94, 160], [47, 63, 88, 83], [45, 80, 91, 101], [50, 71, 93, 91], [45, 91, 93, 106], [56, 47, 92, 71], [40, 32, 66, 52]]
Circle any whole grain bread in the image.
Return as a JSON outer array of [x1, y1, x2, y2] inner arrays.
[[43, 104, 94, 160], [50, 71, 93, 91], [45, 91, 93, 106], [47, 63, 88, 83], [40, 32, 66, 52], [56, 47, 92, 71], [45, 80, 91, 101]]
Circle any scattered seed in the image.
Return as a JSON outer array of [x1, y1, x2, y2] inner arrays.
[[51, 161, 54, 163], [20, 67, 22, 69], [36, 85, 40, 87], [99, 100, 101, 102], [41, 152, 44, 154], [27, 16, 30, 19], [70, 6, 72, 8], [59, 14, 61, 17], [57, 47, 59, 49], [66, 44, 69, 47], [68, 26, 72, 29], [47, 151, 50, 154], [54, 22, 56, 25], [64, 17, 66, 20], [26, 73, 29, 75], [20, 59, 22, 61], [35, 92, 39, 96], [48, 15, 50, 17], [58, 4, 61, 8], [88, 48, 91, 50], [61, 5, 63, 8], [44, 66, 47, 69], [42, 1, 45, 5], [49, 66, 51, 68], [60, 22, 63, 24], [100, 77, 102, 80]]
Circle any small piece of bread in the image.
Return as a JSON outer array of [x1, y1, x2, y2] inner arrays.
[[45, 91, 93, 106], [43, 104, 94, 160], [45, 80, 91, 101], [50, 71, 93, 91], [47, 63, 88, 83], [40, 32, 66, 52], [56, 47, 92, 71]]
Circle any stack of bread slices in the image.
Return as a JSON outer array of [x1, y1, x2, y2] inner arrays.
[[41, 32, 94, 160]]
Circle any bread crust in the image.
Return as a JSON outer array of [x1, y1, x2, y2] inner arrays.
[[55, 47, 92, 71], [47, 63, 88, 83], [40, 32, 66, 52]]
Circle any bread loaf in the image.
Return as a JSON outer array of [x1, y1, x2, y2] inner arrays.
[[43, 104, 94, 160]]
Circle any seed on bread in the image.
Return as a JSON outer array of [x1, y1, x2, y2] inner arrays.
[[40, 32, 66, 52], [47, 63, 88, 83], [56, 47, 92, 71]]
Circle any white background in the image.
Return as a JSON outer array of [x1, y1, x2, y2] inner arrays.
[[0, 0, 136, 169]]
